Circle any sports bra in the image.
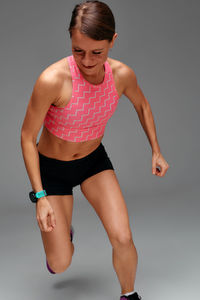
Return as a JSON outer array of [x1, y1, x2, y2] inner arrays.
[[43, 55, 120, 142]]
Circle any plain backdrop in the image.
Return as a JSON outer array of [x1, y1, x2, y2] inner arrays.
[[0, 0, 199, 299]]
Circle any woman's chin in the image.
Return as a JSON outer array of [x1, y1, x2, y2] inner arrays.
[[81, 64, 97, 71]]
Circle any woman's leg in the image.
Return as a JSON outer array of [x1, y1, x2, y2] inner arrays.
[[38, 194, 74, 273], [80, 170, 138, 295]]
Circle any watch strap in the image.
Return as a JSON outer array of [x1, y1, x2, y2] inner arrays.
[[35, 190, 47, 199]]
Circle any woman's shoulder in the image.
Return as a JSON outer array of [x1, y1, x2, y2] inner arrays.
[[107, 57, 136, 85], [39, 56, 71, 84], [36, 57, 71, 94], [33, 57, 72, 106]]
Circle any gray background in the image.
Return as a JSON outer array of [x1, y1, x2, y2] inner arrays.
[[0, 0, 199, 299]]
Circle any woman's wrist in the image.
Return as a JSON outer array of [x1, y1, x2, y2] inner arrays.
[[37, 196, 47, 203], [152, 147, 161, 155]]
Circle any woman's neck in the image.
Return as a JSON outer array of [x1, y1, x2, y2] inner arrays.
[[80, 64, 105, 85]]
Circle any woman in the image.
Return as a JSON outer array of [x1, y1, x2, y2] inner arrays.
[[21, 1, 169, 299]]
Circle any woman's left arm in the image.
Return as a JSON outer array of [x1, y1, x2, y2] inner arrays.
[[122, 65, 169, 177]]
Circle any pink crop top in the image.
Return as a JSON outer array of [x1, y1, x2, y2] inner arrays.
[[44, 55, 120, 142]]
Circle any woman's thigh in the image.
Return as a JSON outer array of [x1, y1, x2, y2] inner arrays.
[[38, 194, 74, 261], [80, 170, 133, 246]]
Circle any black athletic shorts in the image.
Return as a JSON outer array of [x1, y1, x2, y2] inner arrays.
[[36, 142, 114, 196]]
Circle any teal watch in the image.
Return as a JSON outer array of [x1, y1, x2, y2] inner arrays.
[[29, 190, 47, 203]]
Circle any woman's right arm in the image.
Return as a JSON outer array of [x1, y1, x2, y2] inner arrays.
[[21, 70, 60, 231]]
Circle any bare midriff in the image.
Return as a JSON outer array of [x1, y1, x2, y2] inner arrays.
[[37, 126, 104, 161]]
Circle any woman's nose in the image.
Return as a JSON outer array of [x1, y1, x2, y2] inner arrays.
[[81, 53, 93, 66]]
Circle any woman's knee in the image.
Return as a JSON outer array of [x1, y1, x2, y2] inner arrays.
[[109, 228, 134, 248], [47, 253, 73, 273]]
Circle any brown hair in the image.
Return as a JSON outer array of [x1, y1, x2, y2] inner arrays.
[[68, 0, 116, 42]]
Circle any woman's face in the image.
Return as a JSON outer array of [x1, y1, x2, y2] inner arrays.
[[71, 29, 117, 76]]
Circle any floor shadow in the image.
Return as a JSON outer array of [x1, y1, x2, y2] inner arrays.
[[53, 273, 107, 299]]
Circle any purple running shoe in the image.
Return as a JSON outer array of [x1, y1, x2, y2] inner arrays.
[[120, 292, 142, 300], [70, 225, 74, 242], [46, 259, 56, 274]]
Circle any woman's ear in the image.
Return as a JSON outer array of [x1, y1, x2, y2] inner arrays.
[[110, 33, 118, 49]]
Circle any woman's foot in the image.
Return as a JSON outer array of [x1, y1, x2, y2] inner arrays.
[[120, 292, 142, 300]]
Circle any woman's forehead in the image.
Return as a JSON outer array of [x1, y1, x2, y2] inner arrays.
[[71, 29, 109, 48]]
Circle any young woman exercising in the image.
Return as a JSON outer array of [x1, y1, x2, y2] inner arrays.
[[21, 1, 169, 299]]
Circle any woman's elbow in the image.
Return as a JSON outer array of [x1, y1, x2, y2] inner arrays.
[[20, 130, 36, 147]]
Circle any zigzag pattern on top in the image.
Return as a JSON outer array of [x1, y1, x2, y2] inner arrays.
[[44, 55, 120, 142]]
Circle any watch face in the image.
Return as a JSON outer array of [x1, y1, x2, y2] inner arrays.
[[29, 191, 37, 203]]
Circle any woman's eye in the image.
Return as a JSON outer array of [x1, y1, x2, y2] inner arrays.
[[74, 49, 102, 55]]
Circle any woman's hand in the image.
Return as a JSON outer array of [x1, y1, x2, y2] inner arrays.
[[35, 198, 56, 232], [152, 152, 169, 177]]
